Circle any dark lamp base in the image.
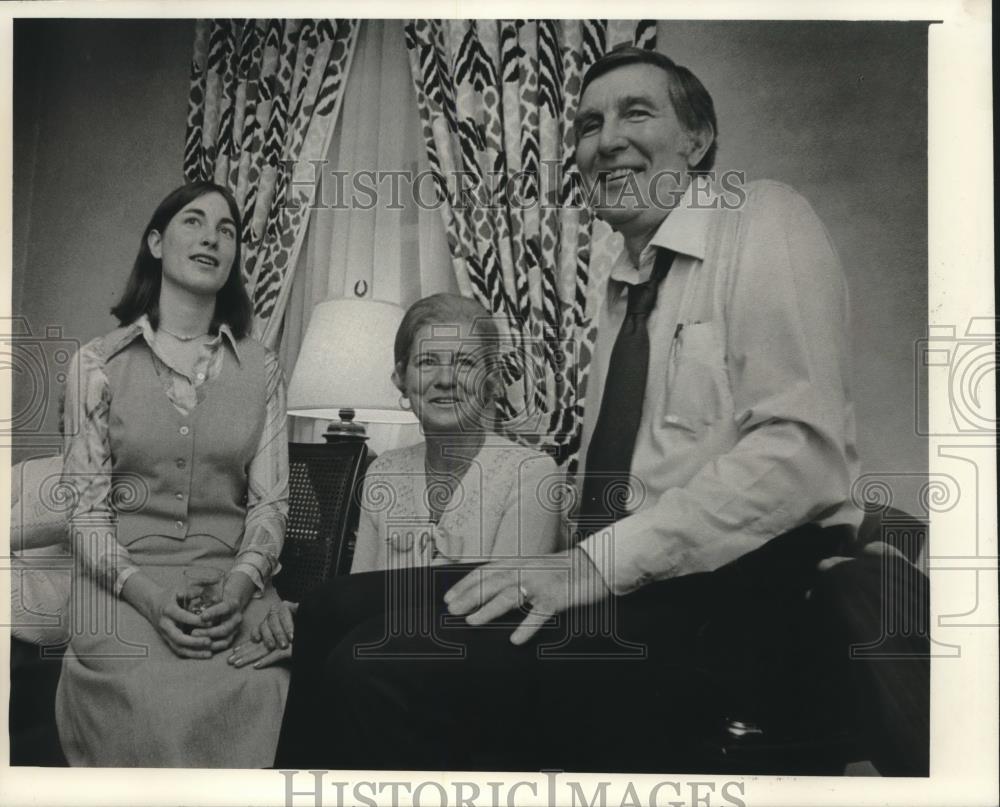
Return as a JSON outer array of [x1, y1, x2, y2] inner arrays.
[[323, 409, 369, 443]]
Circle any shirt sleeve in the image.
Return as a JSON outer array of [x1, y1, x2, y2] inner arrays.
[[580, 183, 857, 594], [231, 350, 289, 590], [62, 343, 140, 596], [490, 452, 562, 559]]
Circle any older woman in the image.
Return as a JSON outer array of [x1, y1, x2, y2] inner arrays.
[[55, 181, 289, 767], [229, 293, 561, 767], [352, 293, 559, 572]]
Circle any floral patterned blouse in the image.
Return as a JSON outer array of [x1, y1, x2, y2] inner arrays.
[[61, 314, 288, 595]]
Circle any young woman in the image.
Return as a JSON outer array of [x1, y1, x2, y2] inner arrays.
[[56, 181, 289, 767]]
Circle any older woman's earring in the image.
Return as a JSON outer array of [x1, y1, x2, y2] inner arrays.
[[399, 395, 411, 411]]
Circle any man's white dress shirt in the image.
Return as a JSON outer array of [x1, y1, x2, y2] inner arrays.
[[577, 179, 861, 595]]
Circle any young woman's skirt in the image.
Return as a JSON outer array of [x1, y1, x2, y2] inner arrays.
[[55, 532, 289, 768]]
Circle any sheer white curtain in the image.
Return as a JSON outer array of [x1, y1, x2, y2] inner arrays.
[[279, 20, 456, 451]]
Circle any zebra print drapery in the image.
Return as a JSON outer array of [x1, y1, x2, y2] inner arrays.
[[404, 19, 657, 469], [184, 19, 359, 348]]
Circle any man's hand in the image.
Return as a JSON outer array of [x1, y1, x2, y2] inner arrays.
[[194, 570, 256, 653], [444, 548, 612, 645]]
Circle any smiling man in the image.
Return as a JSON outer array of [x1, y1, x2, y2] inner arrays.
[[444, 47, 859, 648], [559, 48, 861, 602], [291, 47, 864, 773], [572, 55, 717, 257]]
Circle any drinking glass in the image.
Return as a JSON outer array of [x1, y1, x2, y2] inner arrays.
[[182, 566, 224, 618]]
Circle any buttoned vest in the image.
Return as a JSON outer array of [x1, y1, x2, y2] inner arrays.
[[104, 336, 267, 552]]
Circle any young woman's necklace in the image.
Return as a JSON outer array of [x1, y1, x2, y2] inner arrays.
[[159, 325, 209, 342]]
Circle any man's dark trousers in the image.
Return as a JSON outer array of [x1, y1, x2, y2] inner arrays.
[[275, 522, 851, 772]]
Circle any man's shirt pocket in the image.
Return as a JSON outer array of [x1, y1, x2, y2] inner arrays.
[[663, 320, 732, 432]]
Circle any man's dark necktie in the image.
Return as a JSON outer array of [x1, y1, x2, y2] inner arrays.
[[578, 247, 676, 535]]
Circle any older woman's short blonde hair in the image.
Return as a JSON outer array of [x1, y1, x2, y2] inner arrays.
[[393, 293, 501, 370]]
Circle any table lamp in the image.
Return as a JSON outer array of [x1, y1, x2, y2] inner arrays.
[[286, 298, 418, 441]]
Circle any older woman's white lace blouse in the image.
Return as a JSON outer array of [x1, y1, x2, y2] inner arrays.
[[350, 437, 562, 572]]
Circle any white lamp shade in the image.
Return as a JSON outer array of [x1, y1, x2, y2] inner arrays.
[[286, 298, 417, 425]]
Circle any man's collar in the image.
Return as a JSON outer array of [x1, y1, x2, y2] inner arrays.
[[609, 176, 713, 284], [648, 176, 711, 261], [113, 314, 243, 362]]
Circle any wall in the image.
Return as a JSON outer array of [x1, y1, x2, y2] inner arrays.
[[657, 21, 928, 486], [11, 19, 195, 463], [11, 19, 928, 483]]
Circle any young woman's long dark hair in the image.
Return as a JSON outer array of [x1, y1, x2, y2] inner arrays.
[[110, 181, 254, 338]]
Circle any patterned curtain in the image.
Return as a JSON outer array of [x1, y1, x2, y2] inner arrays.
[[184, 19, 360, 348], [404, 19, 656, 469]]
